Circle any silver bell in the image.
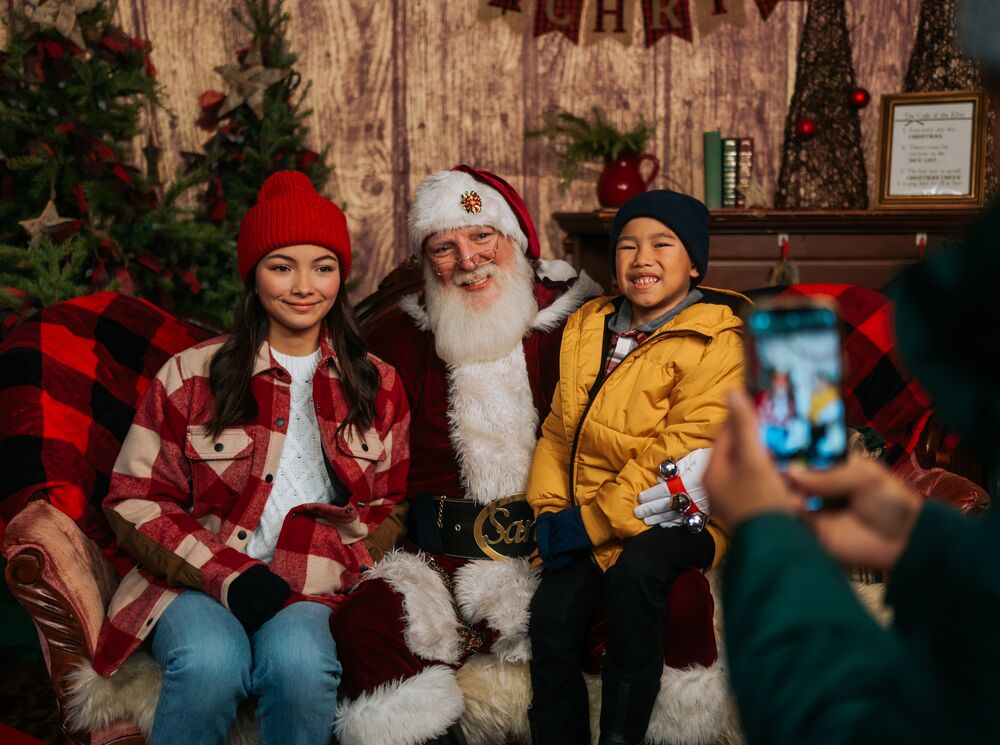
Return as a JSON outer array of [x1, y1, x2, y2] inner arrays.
[[669, 492, 691, 513], [658, 459, 679, 480], [683, 512, 707, 534]]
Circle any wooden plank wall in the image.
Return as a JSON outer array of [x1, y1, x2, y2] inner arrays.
[[5, 0, 923, 299]]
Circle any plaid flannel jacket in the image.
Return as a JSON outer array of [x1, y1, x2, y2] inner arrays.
[[93, 334, 410, 676]]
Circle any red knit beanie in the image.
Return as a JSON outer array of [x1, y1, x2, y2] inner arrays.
[[237, 171, 351, 281]]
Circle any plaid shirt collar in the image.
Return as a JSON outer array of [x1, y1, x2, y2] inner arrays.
[[605, 329, 646, 376], [604, 290, 703, 376]]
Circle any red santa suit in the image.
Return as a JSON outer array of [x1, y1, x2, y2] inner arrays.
[[330, 167, 725, 745]]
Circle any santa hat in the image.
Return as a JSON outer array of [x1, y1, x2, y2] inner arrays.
[[407, 165, 540, 259], [237, 170, 351, 282]]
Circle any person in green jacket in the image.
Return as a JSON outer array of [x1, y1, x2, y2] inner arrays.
[[704, 2, 1000, 735]]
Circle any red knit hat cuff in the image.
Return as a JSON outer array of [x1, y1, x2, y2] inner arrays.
[[237, 171, 351, 281]]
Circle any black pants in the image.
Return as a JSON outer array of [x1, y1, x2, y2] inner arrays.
[[528, 525, 714, 712]]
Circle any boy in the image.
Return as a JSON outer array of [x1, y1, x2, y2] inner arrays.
[[526, 190, 745, 745]]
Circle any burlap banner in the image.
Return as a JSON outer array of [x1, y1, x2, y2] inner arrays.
[[533, 0, 588, 44], [480, 0, 798, 45], [641, 0, 692, 45]]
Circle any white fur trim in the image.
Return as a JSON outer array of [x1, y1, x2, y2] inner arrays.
[[853, 580, 892, 626], [532, 271, 603, 333], [408, 170, 527, 255], [534, 258, 577, 282], [453, 559, 540, 663], [456, 655, 532, 745], [65, 653, 162, 735], [644, 663, 728, 745], [446, 345, 538, 504], [335, 665, 465, 745], [363, 550, 463, 664], [583, 663, 729, 745], [399, 293, 430, 332], [64, 653, 259, 744], [584, 673, 602, 745]]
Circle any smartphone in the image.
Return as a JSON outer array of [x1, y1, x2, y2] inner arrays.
[[745, 297, 848, 478]]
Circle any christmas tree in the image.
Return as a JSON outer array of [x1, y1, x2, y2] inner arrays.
[[774, 0, 868, 209], [0, 1, 222, 322], [185, 0, 332, 328]]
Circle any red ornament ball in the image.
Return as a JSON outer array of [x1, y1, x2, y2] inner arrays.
[[794, 116, 819, 140], [850, 87, 871, 109]]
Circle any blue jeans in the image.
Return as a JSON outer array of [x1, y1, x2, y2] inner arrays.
[[149, 590, 341, 745]]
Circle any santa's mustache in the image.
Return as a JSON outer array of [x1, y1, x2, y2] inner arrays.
[[450, 263, 498, 288]]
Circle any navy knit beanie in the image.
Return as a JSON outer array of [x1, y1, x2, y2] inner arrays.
[[608, 190, 710, 285]]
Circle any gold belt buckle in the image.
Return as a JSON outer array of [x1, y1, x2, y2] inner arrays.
[[472, 494, 535, 561]]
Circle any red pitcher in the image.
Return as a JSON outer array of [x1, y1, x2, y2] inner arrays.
[[597, 151, 660, 208]]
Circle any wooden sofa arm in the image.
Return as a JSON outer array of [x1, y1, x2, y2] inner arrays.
[[2, 499, 121, 744], [892, 451, 991, 516], [916, 413, 993, 492]]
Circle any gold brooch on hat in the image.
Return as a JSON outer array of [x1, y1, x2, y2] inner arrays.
[[459, 190, 482, 215]]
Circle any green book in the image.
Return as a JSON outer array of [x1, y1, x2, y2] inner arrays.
[[703, 131, 722, 209]]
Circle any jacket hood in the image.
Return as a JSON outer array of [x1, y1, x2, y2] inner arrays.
[[591, 285, 748, 340]]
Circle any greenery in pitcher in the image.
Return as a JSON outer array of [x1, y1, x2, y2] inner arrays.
[[526, 107, 654, 193]]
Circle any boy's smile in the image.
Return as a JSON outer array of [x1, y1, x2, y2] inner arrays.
[[629, 273, 662, 289], [615, 216, 699, 327]]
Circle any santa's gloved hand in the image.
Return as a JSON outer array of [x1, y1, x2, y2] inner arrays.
[[634, 448, 712, 528], [537, 508, 591, 569], [226, 565, 291, 636], [634, 480, 686, 528]]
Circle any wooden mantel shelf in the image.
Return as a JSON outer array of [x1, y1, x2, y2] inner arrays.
[[552, 208, 980, 291], [554, 208, 982, 236]]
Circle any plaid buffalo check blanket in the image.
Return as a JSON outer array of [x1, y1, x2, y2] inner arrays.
[[0, 293, 209, 562], [750, 284, 934, 465]]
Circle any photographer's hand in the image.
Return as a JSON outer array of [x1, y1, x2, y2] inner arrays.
[[704, 391, 797, 528], [790, 457, 923, 573]]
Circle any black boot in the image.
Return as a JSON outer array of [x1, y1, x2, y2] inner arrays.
[[421, 721, 470, 745], [597, 660, 663, 745], [529, 678, 591, 745]]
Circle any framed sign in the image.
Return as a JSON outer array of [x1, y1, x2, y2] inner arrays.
[[876, 90, 987, 209]]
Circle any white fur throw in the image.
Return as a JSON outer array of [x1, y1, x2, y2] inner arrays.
[[58, 577, 889, 745]]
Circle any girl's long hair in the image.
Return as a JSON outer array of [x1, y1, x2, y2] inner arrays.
[[206, 279, 380, 439]]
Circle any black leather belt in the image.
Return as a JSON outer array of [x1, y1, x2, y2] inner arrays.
[[409, 493, 536, 560]]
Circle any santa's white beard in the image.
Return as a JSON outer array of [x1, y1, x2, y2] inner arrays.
[[423, 252, 538, 365]]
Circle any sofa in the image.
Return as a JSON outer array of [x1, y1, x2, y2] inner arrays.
[[1, 282, 990, 745]]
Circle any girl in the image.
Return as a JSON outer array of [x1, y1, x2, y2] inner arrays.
[[93, 171, 410, 745]]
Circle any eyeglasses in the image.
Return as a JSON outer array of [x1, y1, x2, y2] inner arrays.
[[425, 233, 500, 271]]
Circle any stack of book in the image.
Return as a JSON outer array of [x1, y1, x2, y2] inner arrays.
[[703, 131, 753, 209]]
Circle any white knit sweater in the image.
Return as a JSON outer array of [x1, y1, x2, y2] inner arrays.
[[246, 348, 334, 562]]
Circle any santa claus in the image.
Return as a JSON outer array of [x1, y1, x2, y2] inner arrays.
[[330, 166, 725, 745]]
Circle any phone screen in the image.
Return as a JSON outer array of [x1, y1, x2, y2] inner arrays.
[[746, 302, 847, 470]]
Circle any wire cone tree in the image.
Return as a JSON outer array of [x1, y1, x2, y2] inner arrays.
[[905, 0, 996, 197], [775, 0, 868, 209]]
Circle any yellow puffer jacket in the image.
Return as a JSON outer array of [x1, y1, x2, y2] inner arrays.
[[527, 288, 746, 572]]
